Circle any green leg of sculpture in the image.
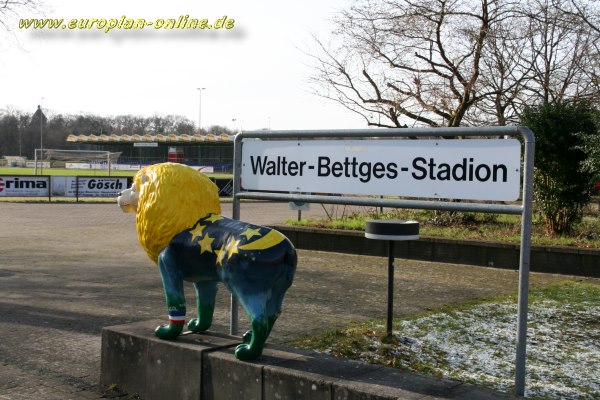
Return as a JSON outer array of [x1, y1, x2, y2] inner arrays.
[[155, 251, 186, 340], [235, 315, 269, 361], [241, 279, 286, 346], [154, 294, 185, 340], [242, 315, 278, 344], [188, 281, 218, 332]]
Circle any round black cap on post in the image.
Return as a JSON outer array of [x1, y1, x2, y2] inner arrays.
[[365, 220, 419, 241]]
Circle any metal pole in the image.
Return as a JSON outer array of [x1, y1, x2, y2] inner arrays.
[[387, 240, 395, 336], [229, 133, 244, 335], [515, 127, 535, 397], [238, 125, 526, 140], [39, 101, 44, 175], [236, 192, 524, 215]]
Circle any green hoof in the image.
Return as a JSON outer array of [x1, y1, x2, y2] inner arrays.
[[234, 343, 263, 361], [155, 323, 183, 340], [188, 318, 211, 333], [242, 330, 253, 344]]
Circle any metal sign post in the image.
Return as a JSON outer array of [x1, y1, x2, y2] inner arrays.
[[231, 126, 534, 397]]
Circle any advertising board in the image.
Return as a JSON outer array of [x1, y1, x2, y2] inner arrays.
[[65, 163, 108, 170], [241, 139, 521, 201], [0, 176, 128, 198], [64, 177, 127, 197], [0, 176, 50, 197]]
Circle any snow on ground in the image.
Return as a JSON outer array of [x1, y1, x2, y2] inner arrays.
[[357, 295, 600, 399]]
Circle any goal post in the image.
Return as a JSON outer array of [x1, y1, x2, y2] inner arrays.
[[34, 149, 122, 176]]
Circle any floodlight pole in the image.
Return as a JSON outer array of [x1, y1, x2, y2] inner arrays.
[[197, 87, 206, 132]]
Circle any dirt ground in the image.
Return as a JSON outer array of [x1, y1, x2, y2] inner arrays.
[[0, 202, 595, 399]]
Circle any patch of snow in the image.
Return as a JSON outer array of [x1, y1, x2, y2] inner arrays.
[[352, 297, 599, 399]]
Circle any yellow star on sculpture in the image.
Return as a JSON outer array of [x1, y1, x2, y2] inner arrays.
[[198, 234, 214, 254], [205, 214, 222, 223], [225, 238, 241, 259], [189, 224, 206, 242], [215, 245, 226, 266], [241, 227, 262, 240]]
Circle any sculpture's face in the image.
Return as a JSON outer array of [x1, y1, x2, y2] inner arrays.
[[117, 183, 139, 213]]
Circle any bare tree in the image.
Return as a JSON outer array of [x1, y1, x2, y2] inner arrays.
[[149, 114, 196, 135], [0, 0, 45, 32], [476, 0, 600, 124], [522, 0, 598, 105], [311, 0, 600, 128], [552, 0, 600, 98], [112, 114, 152, 136], [555, 0, 600, 33], [475, 9, 534, 125], [0, 0, 47, 50]]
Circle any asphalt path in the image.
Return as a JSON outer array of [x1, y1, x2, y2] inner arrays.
[[0, 201, 592, 399]]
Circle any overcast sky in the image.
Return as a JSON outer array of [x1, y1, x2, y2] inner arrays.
[[0, 0, 366, 131]]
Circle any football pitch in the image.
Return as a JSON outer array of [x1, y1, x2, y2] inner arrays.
[[0, 167, 135, 177], [0, 167, 232, 179]]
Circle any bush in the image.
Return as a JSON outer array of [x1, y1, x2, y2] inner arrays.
[[520, 102, 600, 235]]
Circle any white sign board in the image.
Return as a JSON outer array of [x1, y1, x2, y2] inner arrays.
[[25, 161, 51, 168], [289, 201, 310, 211], [196, 166, 215, 174], [0, 176, 50, 197], [241, 139, 521, 201], [134, 142, 158, 147]]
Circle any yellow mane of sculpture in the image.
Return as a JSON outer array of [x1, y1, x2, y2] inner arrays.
[[134, 163, 221, 263]]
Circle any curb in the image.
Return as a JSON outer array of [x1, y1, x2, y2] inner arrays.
[[101, 320, 517, 400], [272, 225, 600, 277]]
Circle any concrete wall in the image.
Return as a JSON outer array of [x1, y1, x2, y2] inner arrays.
[[273, 226, 600, 277], [101, 320, 515, 400]]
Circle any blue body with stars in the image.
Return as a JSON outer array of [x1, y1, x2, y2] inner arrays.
[[154, 213, 297, 361]]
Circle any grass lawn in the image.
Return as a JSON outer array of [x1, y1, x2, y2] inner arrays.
[[286, 207, 600, 248], [288, 281, 600, 399]]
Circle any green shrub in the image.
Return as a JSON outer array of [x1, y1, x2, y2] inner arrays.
[[520, 102, 600, 235]]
